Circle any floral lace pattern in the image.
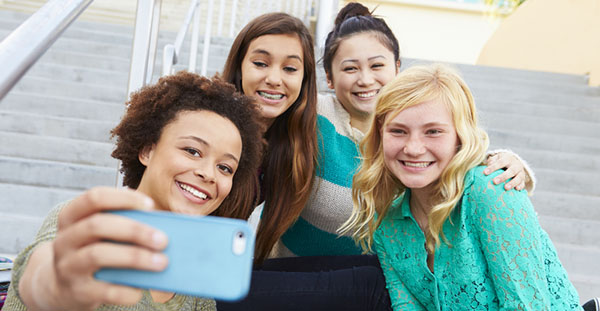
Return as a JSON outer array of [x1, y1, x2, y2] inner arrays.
[[374, 166, 581, 311]]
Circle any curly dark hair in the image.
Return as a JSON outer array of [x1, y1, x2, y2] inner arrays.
[[111, 71, 265, 219]]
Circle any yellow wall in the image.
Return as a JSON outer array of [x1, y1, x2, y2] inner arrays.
[[343, 0, 506, 64], [477, 0, 600, 86]]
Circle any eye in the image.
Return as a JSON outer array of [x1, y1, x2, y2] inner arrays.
[[371, 63, 384, 69], [343, 66, 357, 73], [283, 66, 298, 73], [389, 128, 406, 135], [184, 147, 201, 157], [252, 61, 267, 68], [217, 164, 234, 175], [426, 129, 442, 135]]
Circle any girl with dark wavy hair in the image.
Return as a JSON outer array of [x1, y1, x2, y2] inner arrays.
[[4, 72, 265, 311]]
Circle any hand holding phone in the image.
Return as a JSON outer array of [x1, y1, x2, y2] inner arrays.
[[95, 210, 255, 301]]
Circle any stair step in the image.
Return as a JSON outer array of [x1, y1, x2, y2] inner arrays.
[[0, 131, 117, 167], [0, 212, 46, 254], [38, 49, 131, 71], [488, 129, 600, 155], [1, 29, 133, 58], [478, 99, 600, 123], [402, 58, 590, 86], [1, 92, 125, 121], [11, 76, 127, 102], [481, 111, 600, 139], [534, 168, 599, 196], [541, 215, 600, 248], [0, 156, 118, 190], [0, 8, 136, 34], [0, 111, 118, 142], [0, 183, 80, 218], [531, 191, 600, 221], [25, 62, 129, 88], [492, 147, 600, 173]]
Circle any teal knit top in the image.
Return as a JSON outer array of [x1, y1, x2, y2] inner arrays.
[[374, 166, 581, 310], [271, 94, 363, 257]]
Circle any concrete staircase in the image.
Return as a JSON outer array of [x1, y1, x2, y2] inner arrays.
[[0, 9, 232, 252], [1, 8, 599, 303]]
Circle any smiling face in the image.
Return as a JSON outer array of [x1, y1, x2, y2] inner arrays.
[[137, 110, 242, 216], [382, 99, 459, 193], [328, 32, 398, 123], [241, 34, 304, 123]]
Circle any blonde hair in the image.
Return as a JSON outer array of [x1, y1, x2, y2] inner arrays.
[[340, 63, 489, 253]]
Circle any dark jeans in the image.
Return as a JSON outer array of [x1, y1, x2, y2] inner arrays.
[[217, 254, 392, 311]]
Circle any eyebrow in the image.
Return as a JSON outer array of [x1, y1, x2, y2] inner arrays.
[[341, 55, 387, 65], [249, 48, 302, 62], [180, 136, 239, 163], [386, 121, 451, 128]]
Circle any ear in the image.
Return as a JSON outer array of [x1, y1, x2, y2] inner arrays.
[[326, 73, 334, 90], [138, 144, 155, 166], [395, 60, 401, 74]]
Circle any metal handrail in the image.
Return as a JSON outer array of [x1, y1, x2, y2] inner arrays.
[[162, 0, 205, 76], [0, 0, 94, 101]]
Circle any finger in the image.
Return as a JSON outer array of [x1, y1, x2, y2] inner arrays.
[[491, 166, 516, 185], [59, 187, 154, 229], [57, 242, 168, 277], [69, 280, 144, 308], [54, 213, 168, 258], [484, 155, 505, 175], [505, 172, 526, 191]]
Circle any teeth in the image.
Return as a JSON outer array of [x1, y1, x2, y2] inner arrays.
[[404, 162, 430, 168], [356, 90, 378, 98], [258, 91, 284, 100], [178, 182, 208, 200]]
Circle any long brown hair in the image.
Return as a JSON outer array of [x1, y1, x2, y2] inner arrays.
[[222, 13, 318, 262]]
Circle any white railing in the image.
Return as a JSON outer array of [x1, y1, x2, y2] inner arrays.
[[161, 0, 321, 79], [0, 0, 95, 101]]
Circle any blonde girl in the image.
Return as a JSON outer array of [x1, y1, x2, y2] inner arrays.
[[343, 63, 581, 310]]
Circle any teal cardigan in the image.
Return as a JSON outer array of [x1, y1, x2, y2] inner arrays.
[[374, 166, 581, 310]]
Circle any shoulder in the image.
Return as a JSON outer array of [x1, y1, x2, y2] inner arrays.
[[463, 166, 532, 218], [316, 93, 353, 136]]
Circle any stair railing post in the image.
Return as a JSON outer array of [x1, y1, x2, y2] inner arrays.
[[200, 0, 215, 76], [217, 0, 225, 37], [229, 0, 238, 38], [315, 0, 337, 50], [127, 0, 162, 99], [120, 0, 162, 187], [189, 4, 202, 73]]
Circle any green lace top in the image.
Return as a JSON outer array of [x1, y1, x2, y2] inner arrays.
[[3, 201, 216, 311], [374, 166, 581, 311]]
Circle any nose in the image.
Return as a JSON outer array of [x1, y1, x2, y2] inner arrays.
[[194, 163, 216, 183], [357, 70, 375, 87], [403, 135, 426, 157], [265, 68, 282, 87]]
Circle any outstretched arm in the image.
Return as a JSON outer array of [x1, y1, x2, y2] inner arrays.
[[15, 187, 169, 311]]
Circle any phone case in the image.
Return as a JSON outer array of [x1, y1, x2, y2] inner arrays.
[[94, 210, 254, 301]]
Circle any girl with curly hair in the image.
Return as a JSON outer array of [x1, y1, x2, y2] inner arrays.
[[4, 72, 265, 311]]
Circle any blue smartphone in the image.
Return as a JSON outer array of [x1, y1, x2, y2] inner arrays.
[[94, 210, 254, 301]]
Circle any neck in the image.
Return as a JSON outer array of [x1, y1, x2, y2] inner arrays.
[[409, 187, 435, 227]]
